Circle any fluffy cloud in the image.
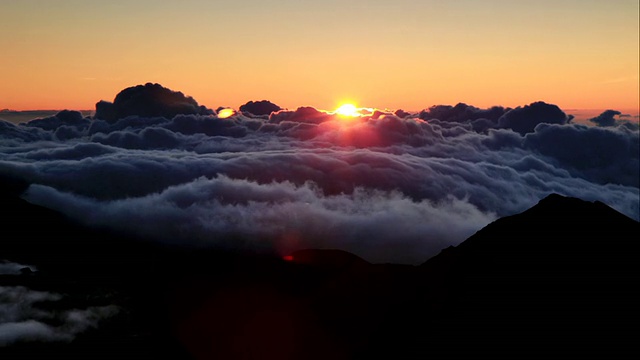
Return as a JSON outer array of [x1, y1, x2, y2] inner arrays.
[[589, 109, 621, 127], [588, 109, 639, 130], [419, 103, 507, 124], [94, 83, 213, 123], [0, 286, 118, 346], [24, 177, 496, 264], [240, 100, 282, 117], [20, 110, 90, 133], [524, 123, 639, 187], [497, 101, 572, 135], [268, 106, 332, 125], [1, 84, 638, 264]]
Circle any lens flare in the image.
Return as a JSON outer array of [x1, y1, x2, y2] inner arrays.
[[283, 255, 294, 262]]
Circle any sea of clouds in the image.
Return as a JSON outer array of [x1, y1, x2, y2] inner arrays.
[[1, 84, 638, 264]]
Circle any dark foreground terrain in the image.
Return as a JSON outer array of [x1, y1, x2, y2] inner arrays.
[[1, 174, 638, 359]]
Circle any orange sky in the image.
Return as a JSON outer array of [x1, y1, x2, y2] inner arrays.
[[1, 0, 638, 112]]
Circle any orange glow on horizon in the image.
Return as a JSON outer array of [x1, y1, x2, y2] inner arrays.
[[0, 2, 637, 112]]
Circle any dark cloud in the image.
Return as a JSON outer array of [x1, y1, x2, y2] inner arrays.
[[354, 115, 440, 147], [470, 118, 498, 133], [588, 109, 639, 130], [91, 127, 182, 150], [269, 106, 331, 125], [0, 261, 36, 275], [21, 110, 90, 131], [164, 114, 248, 137], [589, 109, 621, 127], [1, 85, 638, 264], [419, 103, 508, 124], [17, 110, 92, 141], [94, 83, 213, 123], [24, 178, 496, 264], [0, 120, 48, 142], [498, 101, 571, 135], [0, 286, 118, 346], [620, 121, 640, 131], [524, 123, 639, 187], [239, 100, 282, 116], [394, 109, 411, 118], [23, 142, 117, 161], [87, 116, 170, 136]]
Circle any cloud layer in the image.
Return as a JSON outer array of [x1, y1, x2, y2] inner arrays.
[[0, 286, 118, 346], [1, 84, 638, 263]]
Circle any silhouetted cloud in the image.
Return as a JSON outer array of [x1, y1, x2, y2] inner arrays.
[[394, 109, 411, 119], [239, 100, 282, 117], [498, 101, 572, 135], [21, 110, 90, 131], [269, 106, 331, 125], [94, 83, 213, 123], [419, 103, 507, 124], [18, 110, 91, 141], [589, 110, 640, 131], [1, 84, 638, 264], [589, 109, 621, 127]]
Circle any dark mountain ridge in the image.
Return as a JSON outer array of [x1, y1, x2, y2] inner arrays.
[[1, 175, 638, 359], [413, 193, 639, 358], [423, 193, 639, 274]]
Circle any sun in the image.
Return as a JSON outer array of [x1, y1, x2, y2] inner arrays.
[[217, 108, 235, 119], [335, 103, 359, 117]]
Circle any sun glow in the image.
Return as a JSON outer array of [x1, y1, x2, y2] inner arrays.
[[335, 103, 359, 117], [217, 108, 235, 119]]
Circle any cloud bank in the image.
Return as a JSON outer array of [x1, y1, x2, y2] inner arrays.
[[0, 261, 36, 275], [1, 84, 638, 263], [589, 109, 639, 130], [0, 286, 118, 346]]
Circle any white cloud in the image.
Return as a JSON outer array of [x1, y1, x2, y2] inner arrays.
[[1, 100, 638, 264], [0, 286, 118, 346]]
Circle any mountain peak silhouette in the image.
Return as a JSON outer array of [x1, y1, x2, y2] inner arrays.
[[446, 192, 639, 261], [415, 193, 639, 359]]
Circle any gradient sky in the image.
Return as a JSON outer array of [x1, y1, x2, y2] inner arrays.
[[1, 0, 638, 112]]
